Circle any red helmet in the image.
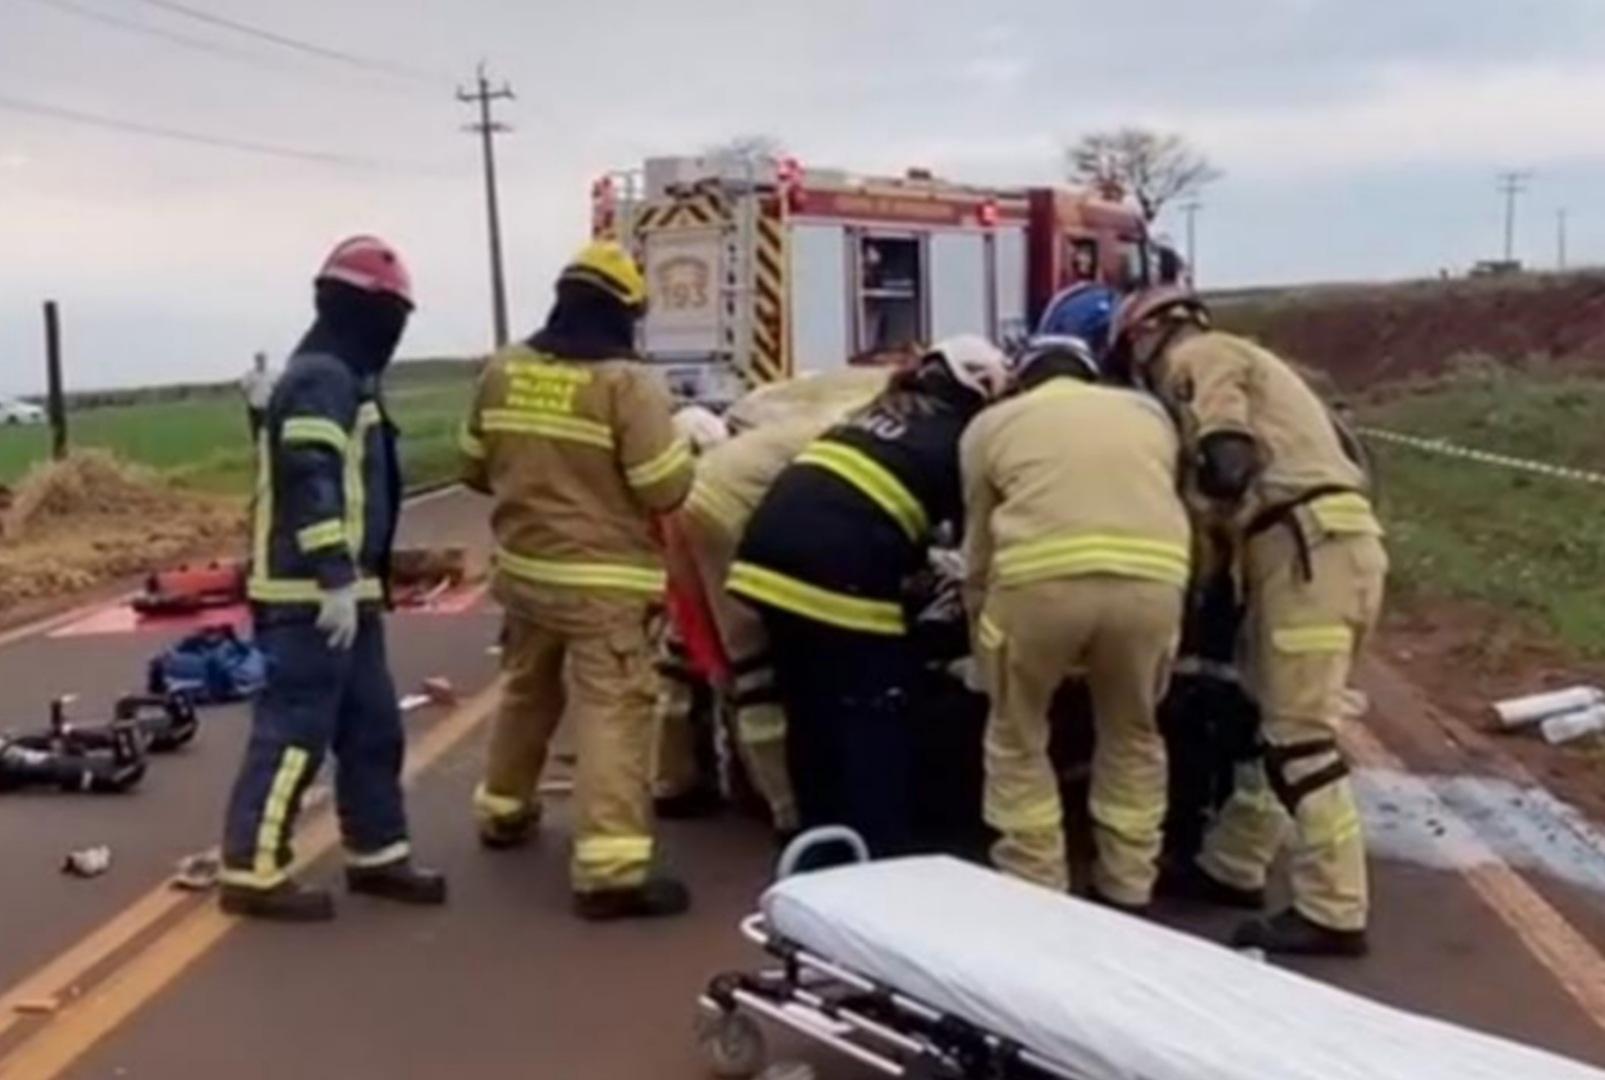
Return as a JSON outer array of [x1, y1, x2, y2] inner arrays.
[[316, 235, 414, 307]]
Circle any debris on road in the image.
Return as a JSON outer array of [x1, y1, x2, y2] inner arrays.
[[62, 845, 113, 878], [399, 694, 432, 713], [1493, 685, 1604, 730], [1541, 706, 1605, 746], [171, 852, 221, 892]]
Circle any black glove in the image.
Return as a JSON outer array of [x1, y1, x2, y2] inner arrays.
[[1197, 432, 1261, 502]]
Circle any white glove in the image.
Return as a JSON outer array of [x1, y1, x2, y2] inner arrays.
[[315, 584, 360, 651], [946, 657, 987, 695]]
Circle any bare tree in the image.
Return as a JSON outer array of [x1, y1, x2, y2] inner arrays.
[[1066, 128, 1221, 221]]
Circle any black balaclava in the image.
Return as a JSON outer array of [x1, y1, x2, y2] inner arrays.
[[299, 279, 412, 377], [529, 279, 638, 361]]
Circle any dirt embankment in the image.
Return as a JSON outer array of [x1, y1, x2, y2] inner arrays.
[[1214, 271, 1605, 391], [0, 452, 243, 616]]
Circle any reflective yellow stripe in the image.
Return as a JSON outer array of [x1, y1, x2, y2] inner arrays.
[[281, 417, 348, 452], [253, 746, 311, 879], [795, 441, 929, 541], [248, 577, 384, 604], [481, 408, 615, 450], [346, 841, 410, 869], [472, 783, 529, 823], [727, 562, 905, 636], [219, 866, 288, 890], [978, 613, 1005, 651], [459, 423, 486, 460], [495, 547, 666, 594], [685, 481, 745, 536], [986, 794, 1062, 832], [996, 533, 1190, 588], [626, 438, 693, 489], [573, 835, 653, 886], [295, 519, 348, 553], [1272, 625, 1355, 654], [252, 432, 272, 586], [1310, 493, 1382, 536], [735, 704, 786, 745], [347, 403, 378, 560], [1089, 797, 1166, 839]]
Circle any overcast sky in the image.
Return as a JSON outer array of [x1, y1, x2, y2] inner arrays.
[[3, 0, 1605, 394]]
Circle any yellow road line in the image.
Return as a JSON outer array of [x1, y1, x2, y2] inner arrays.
[[1346, 724, 1605, 1031], [0, 682, 500, 1079]]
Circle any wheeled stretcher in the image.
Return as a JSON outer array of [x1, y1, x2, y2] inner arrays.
[[699, 842, 1605, 1079]]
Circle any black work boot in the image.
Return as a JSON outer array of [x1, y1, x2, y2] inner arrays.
[[220, 879, 335, 923], [1231, 909, 1369, 958], [654, 785, 725, 821], [1156, 861, 1266, 911], [346, 861, 448, 906], [573, 876, 692, 922], [478, 814, 537, 851]]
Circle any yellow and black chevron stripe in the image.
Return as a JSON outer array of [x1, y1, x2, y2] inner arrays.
[[750, 197, 789, 383], [632, 192, 728, 233]]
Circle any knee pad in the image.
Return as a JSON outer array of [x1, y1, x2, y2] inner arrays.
[[1263, 738, 1349, 816]]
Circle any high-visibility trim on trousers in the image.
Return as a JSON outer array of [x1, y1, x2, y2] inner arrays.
[[252, 746, 310, 880], [794, 441, 929, 541], [296, 519, 348, 553], [727, 561, 906, 636], [995, 533, 1190, 588], [495, 547, 666, 595], [248, 577, 384, 605], [573, 834, 653, 884], [985, 793, 1062, 833], [1272, 624, 1355, 654], [346, 840, 411, 868], [282, 416, 348, 453]]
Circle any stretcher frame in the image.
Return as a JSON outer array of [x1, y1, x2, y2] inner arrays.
[[696, 829, 1080, 1080]]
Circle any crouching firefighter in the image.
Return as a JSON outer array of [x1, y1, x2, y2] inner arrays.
[[730, 337, 1010, 859], [463, 241, 697, 921], [962, 306, 1190, 910], [219, 237, 446, 921], [1113, 286, 1388, 957]]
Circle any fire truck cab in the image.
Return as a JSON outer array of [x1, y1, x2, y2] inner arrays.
[[593, 155, 1151, 403]]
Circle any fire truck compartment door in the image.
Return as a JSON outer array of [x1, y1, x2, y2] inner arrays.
[[993, 226, 1028, 343], [929, 232, 990, 342], [641, 228, 724, 357], [790, 223, 851, 373]]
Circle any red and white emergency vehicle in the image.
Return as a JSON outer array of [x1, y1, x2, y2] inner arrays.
[[592, 155, 1152, 402]]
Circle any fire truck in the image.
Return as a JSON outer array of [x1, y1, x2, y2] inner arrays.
[[592, 154, 1153, 403]]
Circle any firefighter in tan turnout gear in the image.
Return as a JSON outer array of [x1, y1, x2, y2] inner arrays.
[[962, 314, 1190, 909], [653, 369, 892, 832], [462, 241, 695, 921], [1115, 286, 1388, 957]]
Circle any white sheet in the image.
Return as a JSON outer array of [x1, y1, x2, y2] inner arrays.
[[761, 856, 1605, 1080]]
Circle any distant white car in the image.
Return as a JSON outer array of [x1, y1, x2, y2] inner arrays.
[[0, 398, 45, 425]]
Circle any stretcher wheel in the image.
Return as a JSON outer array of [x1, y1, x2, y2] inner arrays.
[[698, 1010, 766, 1078]]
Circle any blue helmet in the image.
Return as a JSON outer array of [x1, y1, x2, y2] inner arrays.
[[1036, 283, 1118, 359]]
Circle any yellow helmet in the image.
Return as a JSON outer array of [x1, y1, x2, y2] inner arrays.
[[560, 240, 647, 310]]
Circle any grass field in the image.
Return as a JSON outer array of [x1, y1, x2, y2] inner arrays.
[[0, 364, 476, 495], [1360, 371, 1605, 657]]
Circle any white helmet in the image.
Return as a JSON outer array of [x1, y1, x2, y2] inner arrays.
[[672, 405, 730, 453], [927, 334, 1010, 402]]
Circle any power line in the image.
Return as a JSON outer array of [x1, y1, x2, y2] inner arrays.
[[25, 0, 267, 64], [0, 92, 394, 169], [125, 0, 444, 85]]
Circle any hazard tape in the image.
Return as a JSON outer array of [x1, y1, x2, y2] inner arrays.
[[1359, 427, 1605, 488], [751, 198, 789, 383]]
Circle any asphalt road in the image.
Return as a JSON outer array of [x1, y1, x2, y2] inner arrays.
[[1, 488, 1602, 1079]]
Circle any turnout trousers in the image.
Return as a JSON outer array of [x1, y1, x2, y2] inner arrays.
[[474, 587, 660, 893], [979, 577, 1182, 904], [221, 610, 409, 889], [1198, 526, 1388, 931]]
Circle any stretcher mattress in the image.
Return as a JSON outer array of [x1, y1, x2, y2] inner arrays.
[[761, 856, 1605, 1080]]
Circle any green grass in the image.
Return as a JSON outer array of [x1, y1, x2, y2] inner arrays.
[[0, 366, 475, 495], [1361, 371, 1605, 656]]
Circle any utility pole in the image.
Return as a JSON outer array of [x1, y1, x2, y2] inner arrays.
[[1496, 170, 1532, 264], [1179, 200, 1202, 281], [42, 301, 67, 461], [458, 64, 514, 348], [1557, 208, 1569, 271]]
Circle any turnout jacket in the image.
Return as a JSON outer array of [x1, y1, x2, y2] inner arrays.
[[732, 388, 970, 636], [461, 344, 692, 604], [249, 351, 400, 607]]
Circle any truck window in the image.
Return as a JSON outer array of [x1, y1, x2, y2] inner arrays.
[[857, 234, 924, 353], [1067, 237, 1099, 283]]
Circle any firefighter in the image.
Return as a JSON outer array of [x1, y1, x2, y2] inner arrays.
[[219, 237, 445, 922], [962, 313, 1190, 908], [462, 241, 696, 921], [1111, 286, 1388, 956], [729, 338, 1009, 857]]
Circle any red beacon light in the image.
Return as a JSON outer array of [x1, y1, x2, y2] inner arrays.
[[977, 198, 1000, 228]]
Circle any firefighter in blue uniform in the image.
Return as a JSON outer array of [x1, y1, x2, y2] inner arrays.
[[728, 337, 1011, 857], [218, 236, 446, 922]]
